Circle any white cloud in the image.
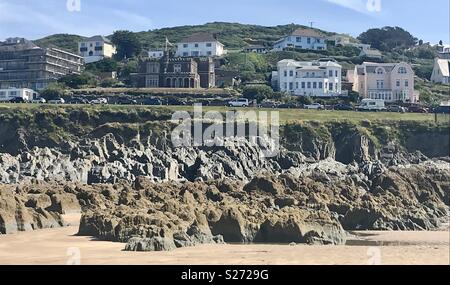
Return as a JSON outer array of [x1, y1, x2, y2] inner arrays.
[[325, 0, 382, 14]]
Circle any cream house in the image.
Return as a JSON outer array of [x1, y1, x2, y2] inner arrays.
[[78, 35, 116, 63], [351, 62, 418, 103], [176, 33, 226, 57], [273, 59, 342, 97], [431, 58, 450, 84]]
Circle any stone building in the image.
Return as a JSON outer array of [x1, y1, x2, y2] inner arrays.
[[137, 54, 215, 88], [0, 38, 84, 90]]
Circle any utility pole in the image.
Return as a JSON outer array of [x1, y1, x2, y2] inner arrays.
[[309, 21, 315, 28]]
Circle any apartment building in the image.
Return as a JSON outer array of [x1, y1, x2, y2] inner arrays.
[[351, 62, 418, 103], [0, 38, 84, 90], [273, 59, 342, 97]]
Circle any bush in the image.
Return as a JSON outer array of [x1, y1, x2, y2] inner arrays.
[[242, 85, 274, 102], [40, 83, 66, 100]]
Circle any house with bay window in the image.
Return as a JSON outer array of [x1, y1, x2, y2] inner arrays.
[[78, 36, 116, 63], [351, 62, 418, 103], [273, 59, 342, 97]]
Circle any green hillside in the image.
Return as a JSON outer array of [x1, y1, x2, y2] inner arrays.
[[34, 34, 87, 53]]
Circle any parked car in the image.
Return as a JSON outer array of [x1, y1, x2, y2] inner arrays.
[[304, 103, 324, 110], [90, 98, 108, 105], [166, 98, 187, 106], [333, 104, 353, 111], [357, 99, 386, 112], [116, 98, 138, 105], [141, 98, 163, 106], [278, 102, 300, 109], [48, 98, 65, 104], [9, 97, 28, 103], [259, 101, 279, 109], [408, 105, 429, 113], [228, 98, 250, 107], [31, 98, 46, 104], [386, 105, 406, 113], [67, 97, 89, 104], [434, 105, 450, 114]]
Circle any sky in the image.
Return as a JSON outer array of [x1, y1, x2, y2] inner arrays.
[[0, 0, 448, 44]]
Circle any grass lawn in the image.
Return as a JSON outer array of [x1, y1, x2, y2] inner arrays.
[[1, 103, 449, 125]]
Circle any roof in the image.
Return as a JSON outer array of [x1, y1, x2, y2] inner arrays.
[[361, 48, 382, 57], [179, 33, 221, 44], [357, 62, 410, 74], [291, 28, 326, 38], [0, 38, 39, 52], [278, 59, 341, 69], [435, 58, 450, 77], [84, 35, 112, 44]]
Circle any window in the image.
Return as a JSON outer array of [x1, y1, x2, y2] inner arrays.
[[195, 43, 199, 48], [306, 72, 310, 77], [191, 51, 199, 56], [206, 43, 212, 47], [289, 82, 293, 90], [307, 38, 311, 44], [329, 83, 333, 91], [405, 80, 409, 87], [183, 52, 189, 57], [207, 51, 212, 56], [312, 72, 315, 77], [319, 82, 323, 89], [313, 82, 317, 89], [183, 44, 188, 48], [174, 64, 182, 73], [296, 82, 299, 89], [10, 91, 17, 96], [376, 68, 385, 74], [289, 70, 294, 77], [296, 37, 302, 42], [307, 82, 311, 89], [96, 42, 101, 46], [329, 70, 333, 77], [284, 70, 288, 77], [284, 83, 287, 89], [0, 91, 5, 98], [398, 67, 407, 74], [335, 70, 338, 77], [377, 80, 384, 89], [301, 82, 306, 89], [94, 46, 103, 51], [80, 47, 88, 52], [396, 80, 400, 87]]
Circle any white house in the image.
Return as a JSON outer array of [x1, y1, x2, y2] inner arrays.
[[148, 50, 164, 59], [273, 59, 342, 97], [0, 88, 37, 101], [431, 58, 450, 84], [78, 35, 116, 63], [273, 28, 327, 51], [176, 33, 226, 57]]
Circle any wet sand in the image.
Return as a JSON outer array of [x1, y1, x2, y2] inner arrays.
[[0, 215, 448, 265]]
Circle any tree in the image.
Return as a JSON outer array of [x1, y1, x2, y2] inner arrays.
[[86, 58, 119, 72], [418, 39, 424, 45], [242, 85, 274, 102], [111, 30, 142, 60], [439, 40, 443, 46], [358, 26, 417, 51], [40, 83, 66, 100], [58, 73, 96, 89]]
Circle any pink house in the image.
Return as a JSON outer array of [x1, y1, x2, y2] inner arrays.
[[351, 62, 419, 103]]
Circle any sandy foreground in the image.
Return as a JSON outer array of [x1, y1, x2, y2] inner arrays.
[[0, 214, 448, 265]]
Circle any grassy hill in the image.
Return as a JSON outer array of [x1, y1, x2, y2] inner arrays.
[[34, 34, 87, 53]]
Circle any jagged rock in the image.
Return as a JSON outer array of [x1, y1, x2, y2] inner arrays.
[[47, 193, 81, 214], [125, 237, 176, 252]]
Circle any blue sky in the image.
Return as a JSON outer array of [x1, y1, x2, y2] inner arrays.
[[0, 0, 448, 44]]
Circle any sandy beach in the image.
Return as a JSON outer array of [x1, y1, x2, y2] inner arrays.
[[0, 215, 448, 265]]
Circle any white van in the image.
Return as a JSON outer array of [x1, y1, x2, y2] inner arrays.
[[228, 98, 249, 107], [357, 99, 386, 112]]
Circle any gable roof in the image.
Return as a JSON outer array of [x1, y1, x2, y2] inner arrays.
[[291, 28, 326, 38], [85, 35, 112, 44], [179, 33, 221, 44], [436, 58, 450, 77]]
